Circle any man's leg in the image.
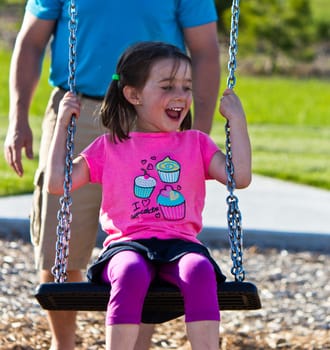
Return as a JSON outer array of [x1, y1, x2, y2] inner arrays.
[[35, 183, 101, 350], [41, 269, 83, 350], [32, 91, 104, 349]]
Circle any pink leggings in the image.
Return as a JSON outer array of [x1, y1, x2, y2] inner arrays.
[[101, 250, 220, 325]]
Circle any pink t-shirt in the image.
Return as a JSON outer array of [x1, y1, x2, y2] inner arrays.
[[81, 130, 220, 247]]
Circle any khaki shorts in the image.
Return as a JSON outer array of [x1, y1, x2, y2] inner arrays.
[[30, 88, 106, 270]]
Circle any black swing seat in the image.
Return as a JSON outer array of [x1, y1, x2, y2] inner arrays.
[[35, 280, 261, 324]]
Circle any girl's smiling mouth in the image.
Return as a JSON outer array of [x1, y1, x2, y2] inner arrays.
[[166, 107, 184, 120]]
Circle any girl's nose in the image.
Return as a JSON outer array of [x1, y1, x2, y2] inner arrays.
[[174, 92, 188, 101]]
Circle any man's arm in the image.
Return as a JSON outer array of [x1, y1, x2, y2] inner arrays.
[[184, 22, 220, 134], [4, 12, 55, 176]]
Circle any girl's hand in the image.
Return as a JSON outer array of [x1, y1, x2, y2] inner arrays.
[[57, 92, 81, 128], [219, 88, 245, 122]]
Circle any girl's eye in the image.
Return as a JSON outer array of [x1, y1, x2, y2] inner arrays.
[[184, 86, 192, 92], [161, 85, 172, 91]]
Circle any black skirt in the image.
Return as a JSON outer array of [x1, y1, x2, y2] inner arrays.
[[87, 238, 226, 283]]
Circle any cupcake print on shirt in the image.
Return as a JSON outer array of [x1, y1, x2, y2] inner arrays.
[[134, 171, 157, 198], [157, 185, 186, 220], [131, 155, 186, 221], [156, 156, 180, 183]]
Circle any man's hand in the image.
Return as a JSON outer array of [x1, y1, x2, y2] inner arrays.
[[4, 122, 34, 177]]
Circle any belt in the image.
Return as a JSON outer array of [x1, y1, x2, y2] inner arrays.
[[58, 87, 104, 101]]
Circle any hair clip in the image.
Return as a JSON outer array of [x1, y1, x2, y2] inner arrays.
[[112, 73, 120, 81]]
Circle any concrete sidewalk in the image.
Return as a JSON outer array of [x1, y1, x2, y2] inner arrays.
[[0, 175, 329, 252], [200, 175, 330, 252]]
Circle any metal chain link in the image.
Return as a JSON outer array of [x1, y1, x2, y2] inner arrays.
[[68, 0, 77, 94], [225, 0, 245, 282], [227, 0, 240, 90], [52, 0, 77, 283]]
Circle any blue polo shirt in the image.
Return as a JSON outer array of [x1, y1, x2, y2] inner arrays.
[[27, 0, 218, 97]]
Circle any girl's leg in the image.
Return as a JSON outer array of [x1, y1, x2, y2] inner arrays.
[[102, 250, 155, 350], [106, 324, 139, 350], [186, 320, 220, 350], [133, 323, 155, 350], [159, 253, 220, 350]]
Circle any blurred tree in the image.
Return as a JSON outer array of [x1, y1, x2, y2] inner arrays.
[[214, 0, 232, 33], [233, 0, 314, 72]]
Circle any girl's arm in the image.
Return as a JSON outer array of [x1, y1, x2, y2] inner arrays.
[[45, 92, 90, 194], [208, 88, 252, 189]]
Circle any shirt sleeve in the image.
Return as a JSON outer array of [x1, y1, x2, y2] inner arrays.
[[178, 0, 218, 28], [26, 0, 63, 20], [197, 131, 220, 178], [80, 135, 107, 184]]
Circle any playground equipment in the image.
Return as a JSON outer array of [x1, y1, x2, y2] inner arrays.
[[35, 0, 261, 323]]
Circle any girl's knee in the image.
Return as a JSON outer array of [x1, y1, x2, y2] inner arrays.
[[103, 251, 154, 288], [181, 253, 216, 286]]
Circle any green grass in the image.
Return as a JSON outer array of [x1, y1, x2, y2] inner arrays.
[[0, 49, 51, 195], [212, 74, 330, 190], [0, 47, 330, 195], [311, 0, 329, 23], [244, 125, 329, 189], [234, 76, 330, 127], [213, 120, 330, 190], [0, 50, 52, 116]]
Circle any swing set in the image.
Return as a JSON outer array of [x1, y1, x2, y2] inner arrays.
[[35, 0, 261, 324]]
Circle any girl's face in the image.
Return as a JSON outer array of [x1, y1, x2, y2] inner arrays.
[[132, 58, 192, 133]]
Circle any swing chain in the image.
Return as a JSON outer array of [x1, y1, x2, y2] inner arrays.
[[227, 0, 240, 90], [225, 0, 245, 282], [225, 124, 245, 282], [52, 0, 77, 283], [52, 119, 76, 282], [68, 0, 77, 94]]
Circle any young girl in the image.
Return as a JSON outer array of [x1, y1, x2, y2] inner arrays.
[[46, 41, 251, 350]]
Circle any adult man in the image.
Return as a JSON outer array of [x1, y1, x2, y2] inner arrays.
[[4, 1, 220, 349]]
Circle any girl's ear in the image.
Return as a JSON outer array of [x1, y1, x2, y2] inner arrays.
[[123, 86, 142, 105]]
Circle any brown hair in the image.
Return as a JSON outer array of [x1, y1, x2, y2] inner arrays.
[[100, 41, 192, 142]]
